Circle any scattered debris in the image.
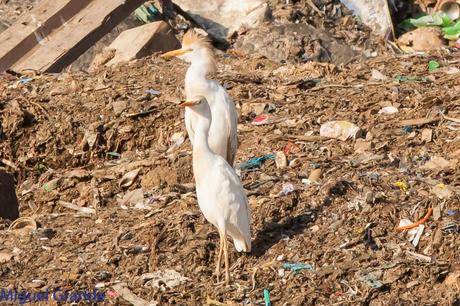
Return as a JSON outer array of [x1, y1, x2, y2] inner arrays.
[[398, 117, 438, 127], [252, 114, 282, 126], [397, 27, 447, 52], [274, 151, 288, 169], [117, 188, 144, 208], [263, 288, 271, 306], [0, 251, 13, 264], [407, 251, 432, 263], [444, 271, 460, 290], [378, 106, 398, 115], [168, 132, 185, 152], [134, 2, 160, 23], [393, 181, 409, 192], [282, 263, 315, 272], [112, 283, 158, 306], [320, 121, 361, 141], [8, 217, 37, 236], [395, 75, 430, 82], [396, 208, 433, 231], [58, 200, 96, 215], [149, 269, 190, 290], [358, 272, 383, 289], [422, 156, 453, 170], [308, 169, 322, 183], [238, 154, 275, 170], [119, 168, 142, 188], [371, 69, 388, 81], [363, 223, 378, 250], [235, 22, 358, 64], [421, 128, 433, 142], [431, 183, 453, 199], [428, 60, 441, 71], [412, 224, 425, 247], [279, 183, 295, 196]]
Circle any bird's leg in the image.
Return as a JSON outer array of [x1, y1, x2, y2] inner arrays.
[[215, 231, 224, 282], [223, 233, 230, 285]]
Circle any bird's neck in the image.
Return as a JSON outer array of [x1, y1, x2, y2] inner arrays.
[[185, 69, 212, 99], [185, 61, 212, 85], [193, 129, 211, 155], [192, 116, 214, 178]]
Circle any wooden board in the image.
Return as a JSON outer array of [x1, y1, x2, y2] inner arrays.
[[105, 21, 180, 66], [10, 0, 146, 73], [0, 0, 92, 72]]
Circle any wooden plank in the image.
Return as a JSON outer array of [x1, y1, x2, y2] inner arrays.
[[0, 171, 19, 221], [11, 0, 147, 73], [104, 21, 180, 66], [0, 0, 92, 72]]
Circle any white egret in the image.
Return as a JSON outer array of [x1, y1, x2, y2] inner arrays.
[[161, 30, 238, 166], [179, 97, 251, 284]]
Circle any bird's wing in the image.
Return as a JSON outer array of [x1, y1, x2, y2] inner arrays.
[[184, 108, 195, 145], [220, 87, 238, 166], [215, 158, 251, 251]]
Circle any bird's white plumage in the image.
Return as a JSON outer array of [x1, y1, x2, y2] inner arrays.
[[166, 30, 238, 166], [195, 157, 251, 252], [162, 31, 246, 283], [189, 99, 251, 253], [185, 78, 238, 166]]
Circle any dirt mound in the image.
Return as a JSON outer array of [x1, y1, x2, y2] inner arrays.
[[1, 49, 460, 304]]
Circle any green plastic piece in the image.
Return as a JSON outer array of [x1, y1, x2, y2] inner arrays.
[[428, 60, 440, 72]]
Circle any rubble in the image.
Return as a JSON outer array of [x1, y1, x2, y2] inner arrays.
[[173, 0, 270, 40], [234, 22, 358, 64], [397, 27, 447, 51], [341, 0, 394, 36], [100, 21, 180, 68]]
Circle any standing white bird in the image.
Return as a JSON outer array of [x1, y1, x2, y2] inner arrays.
[[178, 97, 251, 284], [161, 30, 238, 166]]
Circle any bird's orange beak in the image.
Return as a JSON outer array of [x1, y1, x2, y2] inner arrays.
[[160, 48, 193, 58], [178, 100, 200, 107]]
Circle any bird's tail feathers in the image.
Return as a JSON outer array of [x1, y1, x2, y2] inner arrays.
[[233, 235, 251, 253]]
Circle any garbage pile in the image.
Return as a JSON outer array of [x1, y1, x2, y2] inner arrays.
[[1, 44, 460, 304], [0, 0, 459, 305]]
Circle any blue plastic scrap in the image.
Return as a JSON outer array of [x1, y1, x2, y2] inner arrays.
[[282, 262, 315, 272], [263, 288, 271, 306], [18, 77, 33, 85], [402, 126, 413, 134], [237, 154, 275, 170]]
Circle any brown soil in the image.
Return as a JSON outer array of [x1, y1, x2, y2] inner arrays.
[[1, 0, 460, 305], [1, 50, 460, 305]]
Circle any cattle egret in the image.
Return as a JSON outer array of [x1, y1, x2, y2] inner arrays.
[[161, 30, 238, 166], [179, 97, 251, 284]]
